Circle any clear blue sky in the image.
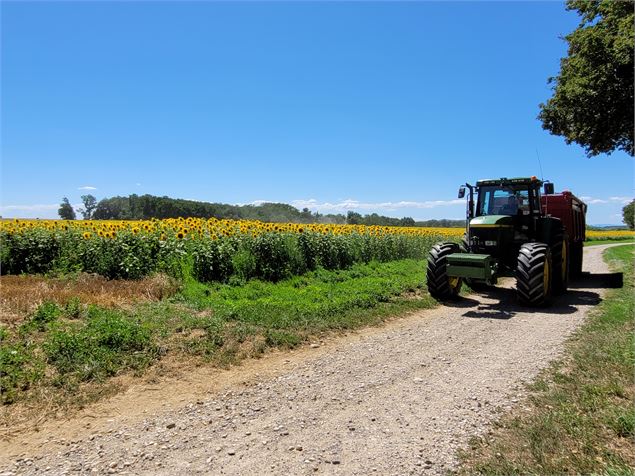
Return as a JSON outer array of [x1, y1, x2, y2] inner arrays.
[[1, 1, 633, 224]]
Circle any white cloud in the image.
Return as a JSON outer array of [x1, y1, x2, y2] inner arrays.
[[580, 196, 608, 204], [608, 196, 632, 205], [581, 195, 632, 205], [78, 186, 97, 191], [0, 204, 59, 212], [290, 198, 464, 213]]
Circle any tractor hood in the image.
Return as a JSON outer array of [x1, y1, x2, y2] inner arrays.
[[469, 215, 514, 227]]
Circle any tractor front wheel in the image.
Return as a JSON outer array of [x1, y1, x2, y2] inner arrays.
[[427, 242, 462, 300], [516, 242, 552, 306]]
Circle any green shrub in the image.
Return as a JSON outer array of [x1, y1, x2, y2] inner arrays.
[[21, 301, 61, 333], [44, 308, 154, 383], [0, 229, 61, 274], [0, 343, 44, 404]]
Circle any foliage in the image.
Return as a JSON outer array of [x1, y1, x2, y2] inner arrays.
[[623, 199, 635, 230], [1, 259, 435, 406], [586, 229, 635, 241], [78, 194, 98, 220], [0, 218, 461, 281], [58, 197, 76, 220], [538, 0, 634, 156], [0, 342, 44, 404], [89, 193, 458, 227], [43, 306, 154, 385]]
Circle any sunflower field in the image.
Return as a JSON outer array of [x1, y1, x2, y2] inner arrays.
[[0, 218, 462, 282]]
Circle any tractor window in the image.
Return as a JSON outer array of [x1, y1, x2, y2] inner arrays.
[[477, 186, 531, 216]]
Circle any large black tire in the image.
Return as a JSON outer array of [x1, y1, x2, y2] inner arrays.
[[460, 233, 470, 252], [516, 242, 553, 306], [570, 241, 584, 277], [427, 242, 462, 300], [551, 232, 569, 295]]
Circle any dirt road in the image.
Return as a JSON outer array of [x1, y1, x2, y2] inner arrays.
[[0, 244, 622, 475]]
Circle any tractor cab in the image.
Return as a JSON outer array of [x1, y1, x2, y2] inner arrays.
[[474, 178, 542, 218], [464, 177, 545, 259]]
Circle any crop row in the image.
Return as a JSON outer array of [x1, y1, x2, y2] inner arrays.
[[0, 218, 462, 282]]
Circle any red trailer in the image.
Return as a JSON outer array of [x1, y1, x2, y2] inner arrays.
[[541, 191, 588, 276]]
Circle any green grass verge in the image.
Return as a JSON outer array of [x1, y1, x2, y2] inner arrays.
[[1, 259, 436, 407], [585, 238, 635, 246], [458, 244, 635, 475]]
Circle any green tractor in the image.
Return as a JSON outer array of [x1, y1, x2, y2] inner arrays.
[[427, 177, 582, 306]]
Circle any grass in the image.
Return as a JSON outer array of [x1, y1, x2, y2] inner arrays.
[[585, 238, 635, 246], [0, 259, 436, 417], [458, 244, 635, 475], [0, 273, 179, 327]]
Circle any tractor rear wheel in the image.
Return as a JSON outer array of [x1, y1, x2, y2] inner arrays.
[[570, 242, 584, 277], [551, 234, 569, 295], [427, 242, 462, 300], [516, 242, 552, 306]]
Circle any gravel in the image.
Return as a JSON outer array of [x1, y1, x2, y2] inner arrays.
[[0, 245, 619, 475]]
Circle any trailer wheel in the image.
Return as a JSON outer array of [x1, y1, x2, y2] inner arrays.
[[427, 242, 462, 300], [551, 233, 569, 295], [516, 243, 552, 306], [570, 242, 584, 277]]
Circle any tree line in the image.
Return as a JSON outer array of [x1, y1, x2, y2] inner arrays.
[[57, 194, 466, 227]]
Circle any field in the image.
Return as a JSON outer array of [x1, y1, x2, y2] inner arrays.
[[0, 218, 461, 281], [1, 218, 633, 417], [0, 218, 458, 413]]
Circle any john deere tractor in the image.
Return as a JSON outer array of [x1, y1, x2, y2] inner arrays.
[[427, 177, 570, 306]]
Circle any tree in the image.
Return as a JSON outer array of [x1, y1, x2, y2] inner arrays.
[[78, 194, 98, 219], [538, 0, 634, 157], [623, 199, 635, 230], [58, 197, 76, 220], [346, 211, 362, 225]]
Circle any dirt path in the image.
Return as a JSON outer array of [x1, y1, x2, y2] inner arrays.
[[0, 244, 623, 475]]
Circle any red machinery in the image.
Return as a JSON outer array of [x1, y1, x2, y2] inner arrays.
[[541, 191, 587, 276]]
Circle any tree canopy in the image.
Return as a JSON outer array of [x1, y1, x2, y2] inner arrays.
[[78, 194, 98, 220], [89, 194, 464, 227], [623, 199, 635, 230], [538, 0, 634, 157], [58, 197, 76, 220]]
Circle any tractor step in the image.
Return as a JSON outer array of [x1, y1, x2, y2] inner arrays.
[[446, 253, 497, 281]]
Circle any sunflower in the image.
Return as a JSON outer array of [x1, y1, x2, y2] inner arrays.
[[82, 232, 92, 239]]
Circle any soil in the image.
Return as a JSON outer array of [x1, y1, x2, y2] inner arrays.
[[0, 244, 622, 475]]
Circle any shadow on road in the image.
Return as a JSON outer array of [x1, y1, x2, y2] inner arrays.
[[570, 272, 623, 289], [441, 271, 621, 320]]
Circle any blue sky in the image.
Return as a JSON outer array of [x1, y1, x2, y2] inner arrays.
[[1, 1, 633, 224]]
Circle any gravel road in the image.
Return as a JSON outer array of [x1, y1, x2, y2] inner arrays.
[[0, 244, 623, 475]]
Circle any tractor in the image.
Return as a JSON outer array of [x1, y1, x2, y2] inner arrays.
[[427, 177, 587, 306]]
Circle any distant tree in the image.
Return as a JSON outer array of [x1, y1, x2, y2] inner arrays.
[[58, 197, 76, 220], [300, 207, 313, 223], [623, 199, 635, 230], [346, 211, 362, 225], [78, 194, 98, 219], [400, 217, 416, 227], [538, 0, 634, 157]]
